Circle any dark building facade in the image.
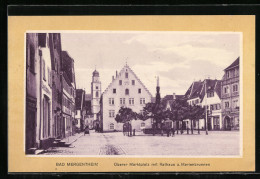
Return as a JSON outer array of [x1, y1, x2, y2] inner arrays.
[[25, 33, 39, 153], [61, 51, 76, 137], [49, 33, 63, 139]]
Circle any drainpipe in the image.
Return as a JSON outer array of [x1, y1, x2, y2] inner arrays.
[[39, 49, 42, 142]]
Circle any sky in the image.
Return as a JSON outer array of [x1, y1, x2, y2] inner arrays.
[[61, 31, 241, 97]]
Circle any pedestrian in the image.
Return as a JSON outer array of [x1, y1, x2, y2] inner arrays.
[[171, 127, 175, 137], [84, 126, 89, 136]]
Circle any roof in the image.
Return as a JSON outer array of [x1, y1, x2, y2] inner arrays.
[[225, 57, 239, 71], [92, 70, 99, 77], [75, 89, 85, 110], [102, 64, 153, 97], [62, 51, 75, 84], [85, 94, 92, 101], [161, 94, 184, 108], [185, 79, 222, 102]]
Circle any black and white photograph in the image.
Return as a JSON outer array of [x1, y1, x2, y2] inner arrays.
[[25, 31, 242, 156]]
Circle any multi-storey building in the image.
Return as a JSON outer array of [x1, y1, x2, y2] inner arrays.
[[61, 51, 76, 137], [49, 33, 63, 139], [184, 79, 222, 130], [100, 64, 153, 132], [25, 33, 39, 153], [221, 57, 240, 130], [38, 33, 53, 149]]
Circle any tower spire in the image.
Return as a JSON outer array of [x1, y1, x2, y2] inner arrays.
[[156, 76, 161, 104]]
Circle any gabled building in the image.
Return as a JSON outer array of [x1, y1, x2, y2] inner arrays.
[[221, 57, 240, 130], [100, 64, 153, 132], [184, 79, 222, 130]]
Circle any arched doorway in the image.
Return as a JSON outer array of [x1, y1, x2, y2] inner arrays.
[[224, 116, 231, 131]]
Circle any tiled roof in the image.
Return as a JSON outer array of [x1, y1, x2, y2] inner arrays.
[[225, 57, 239, 71], [75, 89, 84, 110]]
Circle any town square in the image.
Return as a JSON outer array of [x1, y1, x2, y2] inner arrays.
[[25, 32, 241, 156]]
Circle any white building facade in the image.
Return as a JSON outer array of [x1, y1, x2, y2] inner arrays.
[[101, 64, 153, 132]]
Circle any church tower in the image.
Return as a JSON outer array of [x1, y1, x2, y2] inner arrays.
[[91, 69, 101, 121]]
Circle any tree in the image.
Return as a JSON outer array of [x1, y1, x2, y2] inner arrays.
[[140, 102, 167, 135], [170, 98, 189, 134], [115, 107, 137, 124], [191, 105, 204, 134]]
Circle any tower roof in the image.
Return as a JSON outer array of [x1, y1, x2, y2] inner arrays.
[[93, 69, 99, 77]]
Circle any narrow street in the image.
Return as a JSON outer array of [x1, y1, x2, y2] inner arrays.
[[42, 130, 240, 156]]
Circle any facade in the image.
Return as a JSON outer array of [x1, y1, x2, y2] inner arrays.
[[162, 93, 184, 129], [38, 33, 53, 149], [91, 69, 101, 123], [184, 79, 222, 130], [75, 89, 86, 130], [25, 33, 39, 153], [49, 33, 63, 139], [84, 94, 94, 129], [101, 64, 153, 132], [221, 57, 240, 130], [61, 51, 76, 137]]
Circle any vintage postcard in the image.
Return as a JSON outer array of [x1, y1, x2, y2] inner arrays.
[[8, 16, 255, 172]]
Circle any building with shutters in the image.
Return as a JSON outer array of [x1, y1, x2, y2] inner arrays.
[[100, 64, 153, 132]]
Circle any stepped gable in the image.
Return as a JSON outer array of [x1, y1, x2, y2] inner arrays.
[[225, 57, 239, 71], [102, 64, 152, 97]]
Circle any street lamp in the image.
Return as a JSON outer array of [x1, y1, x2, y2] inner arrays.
[[204, 79, 208, 135]]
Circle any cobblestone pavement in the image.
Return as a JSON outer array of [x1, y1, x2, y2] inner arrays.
[[41, 130, 240, 156]]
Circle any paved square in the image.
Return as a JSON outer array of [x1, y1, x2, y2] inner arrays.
[[42, 130, 240, 156]]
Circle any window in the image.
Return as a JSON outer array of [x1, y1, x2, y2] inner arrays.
[[225, 102, 229, 108], [113, 89, 116, 94], [96, 86, 98, 89], [224, 86, 229, 94], [109, 111, 115, 118], [207, 92, 214, 98], [119, 80, 122, 85], [132, 80, 135, 85], [233, 84, 238, 92], [109, 98, 114, 105], [138, 88, 141, 94], [140, 98, 145, 104], [109, 123, 114, 129], [125, 89, 129, 95], [129, 98, 134, 105], [96, 91, 99, 98], [47, 68, 52, 87], [43, 60, 46, 80], [120, 98, 125, 105], [227, 71, 230, 78], [125, 72, 128, 78], [233, 100, 239, 108], [29, 44, 35, 73], [141, 122, 145, 127]]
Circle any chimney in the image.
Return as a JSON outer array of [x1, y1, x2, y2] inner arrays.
[[173, 93, 176, 100], [116, 71, 118, 77], [112, 76, 114, 81]]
